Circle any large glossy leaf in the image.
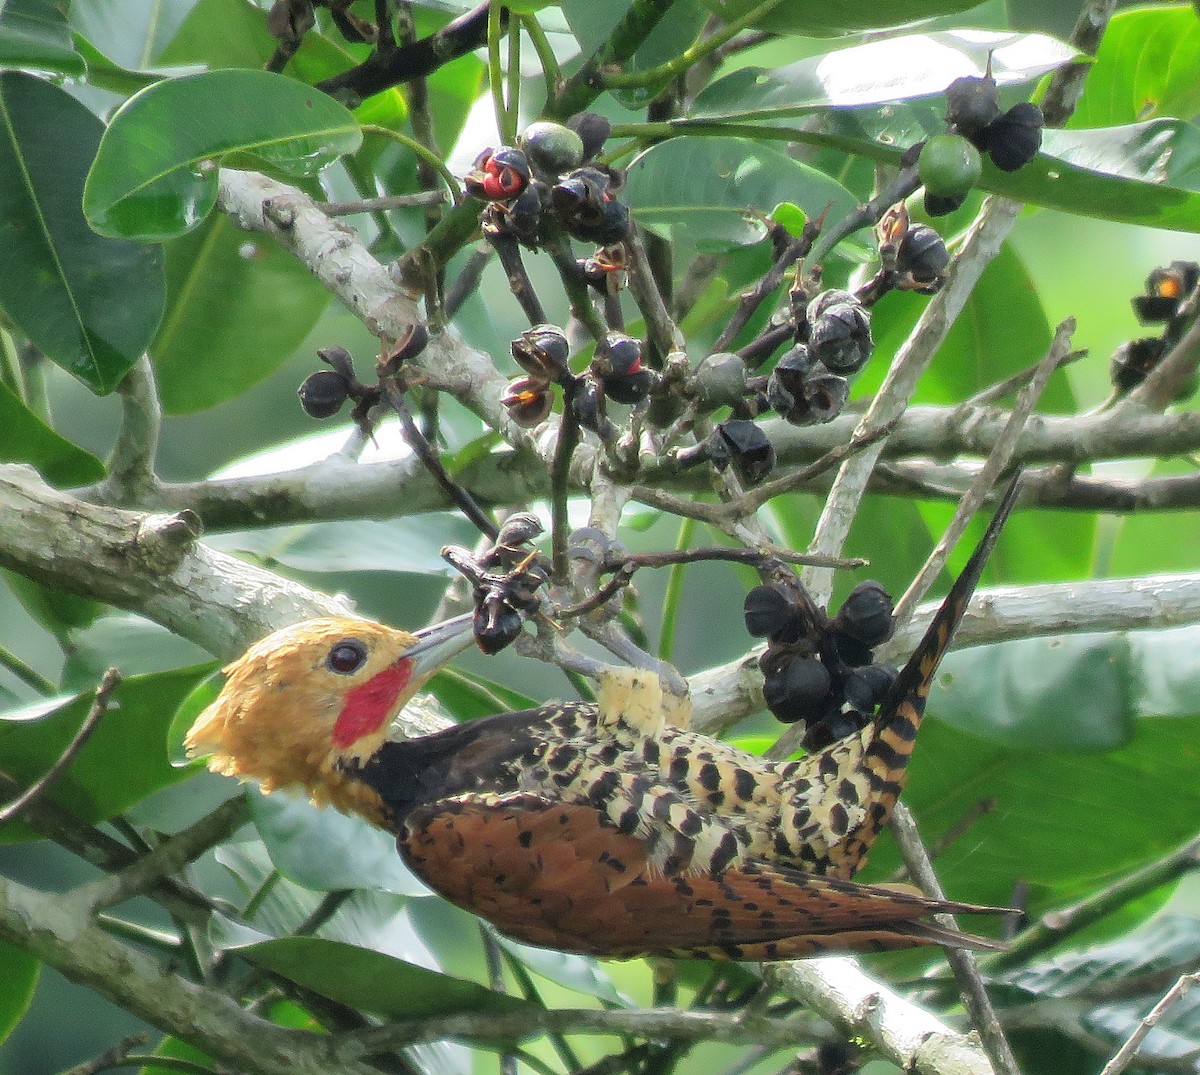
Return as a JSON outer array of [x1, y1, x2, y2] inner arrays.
[[0, 942, 37, 1045], [154, 0, 274, 69], [495, 935, 630, 1006], [691, 30, 1075, 119], [625, 136, 856, 252], [235, 936, 531, 1020], [428, 667, 540, 721], [696, 0, 982, 34], [151, 213, 329, 413], [0, 664, 214, 842], [0, 0, 83, 73], [249, 789, 431, 896], [995, 915, 1200, 1002], [0, 72, 165, 392], [69, 0, 199, 70], [0, 378, 104, 485], [59, 612, 210, 692], [994, 915, 1200, 1063], [215, 840, 440, 964], [860, 709, 1200, 913], [83, 69, 362, 241], [1070, 4, 1200, 129]]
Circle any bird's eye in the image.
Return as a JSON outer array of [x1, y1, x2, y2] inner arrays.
[[327, 639, 367, 675]]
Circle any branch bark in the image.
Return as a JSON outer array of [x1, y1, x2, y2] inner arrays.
[[0, 875, 384, 1075]]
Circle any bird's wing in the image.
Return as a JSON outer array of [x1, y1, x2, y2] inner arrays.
[[398, 794, 1004, 960]]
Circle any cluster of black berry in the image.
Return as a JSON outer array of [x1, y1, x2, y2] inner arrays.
[[1111, 260, 1200, 398], [465, 115, 628, 248], [501, 325, 659, 438], [945, 75, 1044, 173], [744, 579, 899, 751], [443, 514, 548, 654], [296, 326, 429, 425], [763, 288, 871, 428]]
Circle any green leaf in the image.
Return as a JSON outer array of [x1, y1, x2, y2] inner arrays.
[[153, 0, 274, 69], [0, 0, 83, 74], [235, 936, 531, 1019], [151, 213, 330, 413], [496, 934, 630, 1006], [932, 634, 1135, 752], [428, 667, 540, 721], [0, 942, 37, 1044], [1071, 5, 1200, 129], [209, 513, 480, 576], [166, 666, 223, 765], [625, 136, 856, 252], [71, 36, 189, 98], [6, 573, 104, 647], [994, 914, 1200, 1063], [0, 663, 214, 842], [0, 72, 165, 393], [249, 790, 431, 896], [862, 709, 1200, 914], [0, 378, 104, 485], [691, 30, 1075, 119], [83, 69, 362, 241], [995, 915, 1200, 1002], [138, 1035, 217, 1075], [69, 0, 198, 70], [60, 613, 210, 692], [695, 0, 983, 34]]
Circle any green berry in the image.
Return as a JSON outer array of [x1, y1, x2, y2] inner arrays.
[[518, 121, 585, 177], [918, 135, 982, 198]]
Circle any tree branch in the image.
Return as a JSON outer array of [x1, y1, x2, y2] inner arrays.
[[0, 874, 385, 1075], [768, 958, 995, 1075]]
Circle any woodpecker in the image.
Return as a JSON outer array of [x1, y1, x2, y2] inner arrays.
[[187, 482, 1020, 960]]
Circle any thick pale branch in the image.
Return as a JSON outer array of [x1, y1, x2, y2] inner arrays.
[[0, 875, 383, 1075], [769, 959, 994, 1075], [0, 464, 349, 662], [75, 404, 1200, 532]]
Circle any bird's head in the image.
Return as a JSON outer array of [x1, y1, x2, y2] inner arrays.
[[185, 614, 473, 817]]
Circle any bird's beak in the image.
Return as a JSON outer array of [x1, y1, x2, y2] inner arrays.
[[406, 612, 476, 683]]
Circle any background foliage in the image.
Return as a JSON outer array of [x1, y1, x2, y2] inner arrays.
[[2, 1, 1200, 1074]]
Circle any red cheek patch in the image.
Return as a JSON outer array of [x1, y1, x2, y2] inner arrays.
[[333, 659, 414, 749]]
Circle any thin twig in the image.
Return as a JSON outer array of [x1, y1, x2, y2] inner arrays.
[[892, 318, 1074, 626], [618, 545, 866, 571], [321, 192, 447, 216], [803, 196, 1024, 607], [624, 226, 685, 361], [74, 795, 250, 912], [381, 381, 499, 539], [0, 642, 56, 695], [888, 798, 997, 884], [891, 802, 1022, 1075], [551, 406, 581, 582], [0, 667, 120, 825], [489, 231, 549, 325], [713, 218, 818, 353], [1099, 973, 1200, 1075], [963, 349, 1087, 407], [104, 358, 161, 502], [985, 830, 1200, 973], [57, 1034, 151, 1075]]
